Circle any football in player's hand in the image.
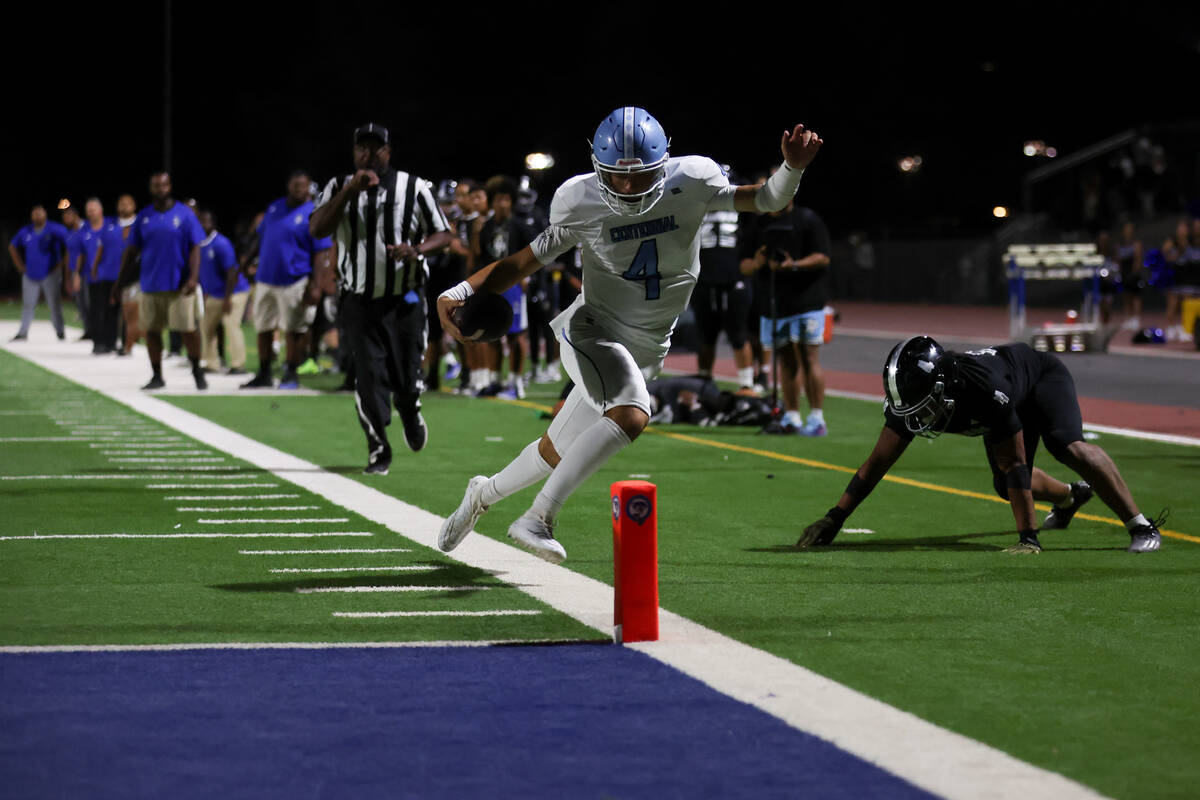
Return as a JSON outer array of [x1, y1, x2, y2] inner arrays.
[[451, 293, 513, 342]]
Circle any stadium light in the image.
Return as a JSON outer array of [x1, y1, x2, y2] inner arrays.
[[525, 152, 556, 171], [993, 205, 1009, 218], [897, 155, 923, 174], [1023, 140, 1055, 158]]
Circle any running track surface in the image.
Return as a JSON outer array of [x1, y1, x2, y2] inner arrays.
[[0, 645, 935, 800]]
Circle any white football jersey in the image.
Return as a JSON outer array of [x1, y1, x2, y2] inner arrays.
[[530, 155, 735, 358]]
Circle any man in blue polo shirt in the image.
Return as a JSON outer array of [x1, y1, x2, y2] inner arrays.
[[197, 208, 251, 374], [82, 197, 122, 354], [113, 171, 207, 390], [63, 205, 92, 342], [8, 205, 70, 341], [239, 170, 332, 389]]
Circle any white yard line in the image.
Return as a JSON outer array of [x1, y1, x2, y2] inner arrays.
[[196, 518, 350, 525], [295, 585, 488, 594], [239, 548, 412, 555], [0, 322, 1110, 800], [177, 506, 320, 512], [332, 610, 542, 618], [165, 494, 300, 500], [0, 532, 375, 541], [146, 483, 280, 489], [270, 565, 439, 574]]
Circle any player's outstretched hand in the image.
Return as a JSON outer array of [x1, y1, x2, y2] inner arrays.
[[781, 124, 823, 171], [437, 294, 466, 342], [796, 513, 842, 548]]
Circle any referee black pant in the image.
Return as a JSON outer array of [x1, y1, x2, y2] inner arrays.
[[340, 292, 427, 459]]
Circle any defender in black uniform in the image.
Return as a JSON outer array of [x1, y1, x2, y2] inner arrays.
[[797, 336, 1164, 553]]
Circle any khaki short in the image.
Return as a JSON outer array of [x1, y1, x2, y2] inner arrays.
[[253, 277, 315, 333], [121, 284, 141, 304], [140, 290, 200, 332]]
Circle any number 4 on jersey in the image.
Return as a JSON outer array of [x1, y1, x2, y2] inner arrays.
[[622, 240, 661, 300]]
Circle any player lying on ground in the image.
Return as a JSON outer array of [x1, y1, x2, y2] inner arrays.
[[436, 106, 823, 563], [797, 336, 1165, 554]]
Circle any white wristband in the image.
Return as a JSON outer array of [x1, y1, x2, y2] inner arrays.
[[439, 280, 475, 303], [754, 161, 804, 213]]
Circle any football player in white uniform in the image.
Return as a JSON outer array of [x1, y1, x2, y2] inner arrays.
[[437, 106, 823, 563]]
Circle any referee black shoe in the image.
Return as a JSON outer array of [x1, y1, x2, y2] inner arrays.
[[240, 373, 275, 389], [363, 449, 392, 476], [141, 376, 165, 391], [1042, 481, 1093, 530], [400, 408, 428, 452], [193, 367, 208, 391]]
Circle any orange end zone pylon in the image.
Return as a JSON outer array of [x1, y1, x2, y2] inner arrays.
[[611, 480, 658, 643]]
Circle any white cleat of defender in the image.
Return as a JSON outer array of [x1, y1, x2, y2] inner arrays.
[[438, 475, 489, 552], [508, 512, 567, 564]]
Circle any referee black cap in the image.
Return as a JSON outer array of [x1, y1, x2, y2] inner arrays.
[[354, 123, 389, 146]]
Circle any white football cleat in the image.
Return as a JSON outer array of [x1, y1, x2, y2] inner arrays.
[[438, 475, 489, 552], [508, 512, 567, 564]]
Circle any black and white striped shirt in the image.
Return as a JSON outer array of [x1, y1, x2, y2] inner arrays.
[[317, 168, 450, 299]]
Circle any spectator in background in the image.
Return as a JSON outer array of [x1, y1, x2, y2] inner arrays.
[[63, 205, 91, 341], [86, 198, 123, 354], [1161, 218, 1198, 343], [1095, 228, 1120, 327], [8, 205, 69, 342], [73, 199, 105, 351], [238, 171, 333, 390], [113, 171, 207, 390], [197, 209, 250, 374], [691, 183, 757, 393], [1114, 220, 1146, 330], [112, 194, 141, 356], [423, 179, 466, 391], [516, 175, 560, 384], [742, 193, 832, 436], [475, 175, 531, 399]]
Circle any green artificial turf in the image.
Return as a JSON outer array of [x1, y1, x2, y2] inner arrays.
[[164, 369, 1200, 800]]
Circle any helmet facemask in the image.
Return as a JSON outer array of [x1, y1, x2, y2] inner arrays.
[[592, 155, 668, 216], [895, 379, 956, 439]]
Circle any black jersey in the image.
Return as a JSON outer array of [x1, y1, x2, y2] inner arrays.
[[884, 344, 1053, 443]]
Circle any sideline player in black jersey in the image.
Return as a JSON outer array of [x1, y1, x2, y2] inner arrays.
[[797, 336, 1165, 554]]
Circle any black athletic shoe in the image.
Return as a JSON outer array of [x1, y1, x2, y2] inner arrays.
[[9, 333, 27, 342], [193, 368, 208, 391], [1042, 480, 1094, 530], [363, 450, 392, 475], [400, 408, 428, 452], [240, 373, 275, 389], [142, 376, 165, 391]]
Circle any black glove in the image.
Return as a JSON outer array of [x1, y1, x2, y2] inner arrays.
[[797, 507, 847, 548]]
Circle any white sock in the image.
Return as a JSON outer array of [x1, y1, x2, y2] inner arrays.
[[443, 352, 458, 367], [1125, 513, 1150, 531], [808, 408, 825, 424], [1055, 486, 1076, 509], [481, 439, 552, 506], [532, 416, 631, 521], [737, 366, 754, 387]]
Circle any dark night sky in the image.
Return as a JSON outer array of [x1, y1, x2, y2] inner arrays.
[[5, 2, 1198, 241]]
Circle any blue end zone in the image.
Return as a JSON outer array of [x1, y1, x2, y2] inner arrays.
[[1, 645, 936, 799]]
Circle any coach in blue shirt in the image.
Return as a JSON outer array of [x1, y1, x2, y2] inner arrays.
[[197, 208, 251, 374], [239, 170, 332, 389], [114, 171, 208, 391], [8, 205, 69, 341], [81, 198, 122, 354]]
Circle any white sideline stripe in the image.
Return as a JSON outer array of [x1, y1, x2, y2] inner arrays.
[[1, 474, 218, 481], [197, 518, 349, 525], [109, 457, 226, 462], [0, 437, 117, 442], [332, 610, 542, 618], [0, 321, 1110, 800], [147, 483, 279, 488], [0, 639, 554, 653], [270, 565, 439, 574], [689, 365, 1200, 447], [0, 532, 375, 541], [166, 494, 300, 500], [296, 585, 488, 594], [177, 506, 320, 512], [240, 548, 412, 555]]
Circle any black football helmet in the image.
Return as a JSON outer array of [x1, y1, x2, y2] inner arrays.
[[882, 336, 958, 438]]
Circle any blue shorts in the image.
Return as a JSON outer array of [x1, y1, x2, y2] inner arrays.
[[760, 310, 825, 347], [504, 283, 527, 334]]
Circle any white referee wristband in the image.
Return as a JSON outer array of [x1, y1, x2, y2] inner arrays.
[[754, 161, 804, 213], [440, 280, 475, 303]]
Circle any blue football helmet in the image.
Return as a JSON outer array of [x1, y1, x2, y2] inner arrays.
[[591, 107, 670, 216]]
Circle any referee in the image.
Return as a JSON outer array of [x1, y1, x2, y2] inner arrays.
[[310, 123, 453, 475]]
